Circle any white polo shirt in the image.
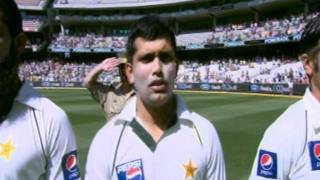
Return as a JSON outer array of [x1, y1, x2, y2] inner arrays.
[[0, 82, 80, 180], [250, 88, 320, 180], [86, 95, 226, 180]]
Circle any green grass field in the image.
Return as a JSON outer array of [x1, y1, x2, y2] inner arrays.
[[39, 89, 300, 180]]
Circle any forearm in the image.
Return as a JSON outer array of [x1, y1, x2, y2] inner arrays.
[[84, 65, 103, 88]]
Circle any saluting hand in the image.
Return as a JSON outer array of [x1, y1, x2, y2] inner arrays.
[[99, 57, 121, 72]]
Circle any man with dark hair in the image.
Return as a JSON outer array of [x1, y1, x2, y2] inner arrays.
[[84, 56, 134, 121], [85, 15, 226, 180], [0, 0, 80, 179], [250, 15, 320, 180]]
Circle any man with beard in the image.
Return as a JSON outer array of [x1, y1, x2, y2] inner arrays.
[[250, 15, 320, 180], [0, 0, 80, 179], [85, 15, 226, 180]]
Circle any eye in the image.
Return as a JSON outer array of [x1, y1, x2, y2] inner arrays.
[[159, 53, 175, 64], [140, 53, 155, 63]]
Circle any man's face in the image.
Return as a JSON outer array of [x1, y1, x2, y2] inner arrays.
[[311, 51, 320, 93], [131, 37, 177, 107], [0, 17, 11, 63]]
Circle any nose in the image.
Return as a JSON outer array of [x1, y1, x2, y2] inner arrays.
[[152, 57, 163, 76]]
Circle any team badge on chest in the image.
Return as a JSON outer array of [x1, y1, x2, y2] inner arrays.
[[116, 159, 145, 180], [308, 141, 320, 170], [183, 159, 197, 179], [0, 139, 15, 161]]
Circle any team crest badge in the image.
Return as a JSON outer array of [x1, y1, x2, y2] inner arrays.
[[116, 159, 145, 180], [308, 141, 320, 170], [0, 139, 15, 161], [183, 159, 197, 179], [257, 149, 277, 178]]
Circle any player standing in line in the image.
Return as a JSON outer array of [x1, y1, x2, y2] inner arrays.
[[250, 15, 320, 180], [85, 15, 226, 180], [84, 55, 134, 121], [0, 0, 80, 179]]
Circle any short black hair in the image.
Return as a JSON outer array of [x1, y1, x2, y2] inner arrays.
[[300, 15, 320, 54], [126, 15, 176, 63], [0, 0, 23, 38], [300, 15, 320, 72]]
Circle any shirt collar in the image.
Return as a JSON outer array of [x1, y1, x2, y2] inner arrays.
[[15, 81, 42, 110], [117, 94, 194, 123]]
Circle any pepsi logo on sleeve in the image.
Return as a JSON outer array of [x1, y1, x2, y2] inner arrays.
[[257, 149, 277, 179], [308, 141, 320, 171], [61, 150, 80, 180]]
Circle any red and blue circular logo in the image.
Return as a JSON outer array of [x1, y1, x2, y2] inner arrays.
[[126, 166, 143, 180], [260, 153, 273, 170], [313, 143, 320, 161], [65, 154, 77, 172]]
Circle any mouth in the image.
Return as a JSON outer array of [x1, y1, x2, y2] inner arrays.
[[149, 79, 167, 92]]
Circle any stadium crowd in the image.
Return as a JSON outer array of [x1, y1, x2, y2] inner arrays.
[[48, 12, 319, 51], [49, 32, 126, 51], [22, 15, 45, 32], [18, 57, 308, 86]]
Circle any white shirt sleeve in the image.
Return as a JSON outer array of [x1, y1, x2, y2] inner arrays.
[[249, 110, 305, 180], [205, 125, 226, 180], [85, 126, 111, 180], [40, 99, 80, 180]]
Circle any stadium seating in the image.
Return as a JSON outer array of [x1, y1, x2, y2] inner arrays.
[[49, 32, 127, 52], [22, 16, 45, 32], [49, 12, 320, 51], [15, 0, 43, 6], [19, 57, 307, 86]]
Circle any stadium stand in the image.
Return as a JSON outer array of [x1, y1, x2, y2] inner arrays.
[[19, 57, 307, 86], [49, 32, 126, 52], [22, 15, 46, 32], [54, 0, 206, 8], [16, 0, 43, 6], [49, 12, 319, 51]]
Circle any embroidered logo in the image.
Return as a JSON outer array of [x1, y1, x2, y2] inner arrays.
[[116, 159, 145, 180], [257, 150, 277, 178], [308, 141, 320, 171]]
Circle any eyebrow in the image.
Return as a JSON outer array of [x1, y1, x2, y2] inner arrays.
[[138, 52, 155, 60]]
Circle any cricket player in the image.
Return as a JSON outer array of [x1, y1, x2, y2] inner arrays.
[[0, 0, 80, 179], [250, 15, 320, 180], [84, 56, 134, 121], [85, 15, 226, 180]]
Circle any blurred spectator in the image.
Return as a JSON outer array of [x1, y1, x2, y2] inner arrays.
[[18, 57, 308, 87]]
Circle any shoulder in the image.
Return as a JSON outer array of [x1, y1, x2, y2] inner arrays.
[[38, 97, 70, 125], [90, 118, 127, 151], [263, 100, 305, 147], [188, 112, 221, 148], [258, 99, 306, 159]]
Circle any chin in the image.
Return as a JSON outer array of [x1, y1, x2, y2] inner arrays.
[[149, 93, 172, 106]]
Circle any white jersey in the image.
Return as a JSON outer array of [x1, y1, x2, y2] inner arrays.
[[0, 82, 80, 180], [86, 95, 226, 180], [250, 88, 320, 180]]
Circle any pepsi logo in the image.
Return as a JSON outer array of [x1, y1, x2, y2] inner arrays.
[[260, 153, 273, 170], [65, 154, 77, 172], [313, 143, 320, 160], [126, 166, 142, 180]]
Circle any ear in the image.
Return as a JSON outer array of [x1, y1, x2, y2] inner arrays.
[[301, 53, 314, 78], [14, 32, 27, 55], [125, 63, 134, 85]]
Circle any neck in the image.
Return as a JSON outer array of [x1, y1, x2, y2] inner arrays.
[[311, 86, 320, 102], [120, 82, 132, 94], [136, 96, 176, 142]]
